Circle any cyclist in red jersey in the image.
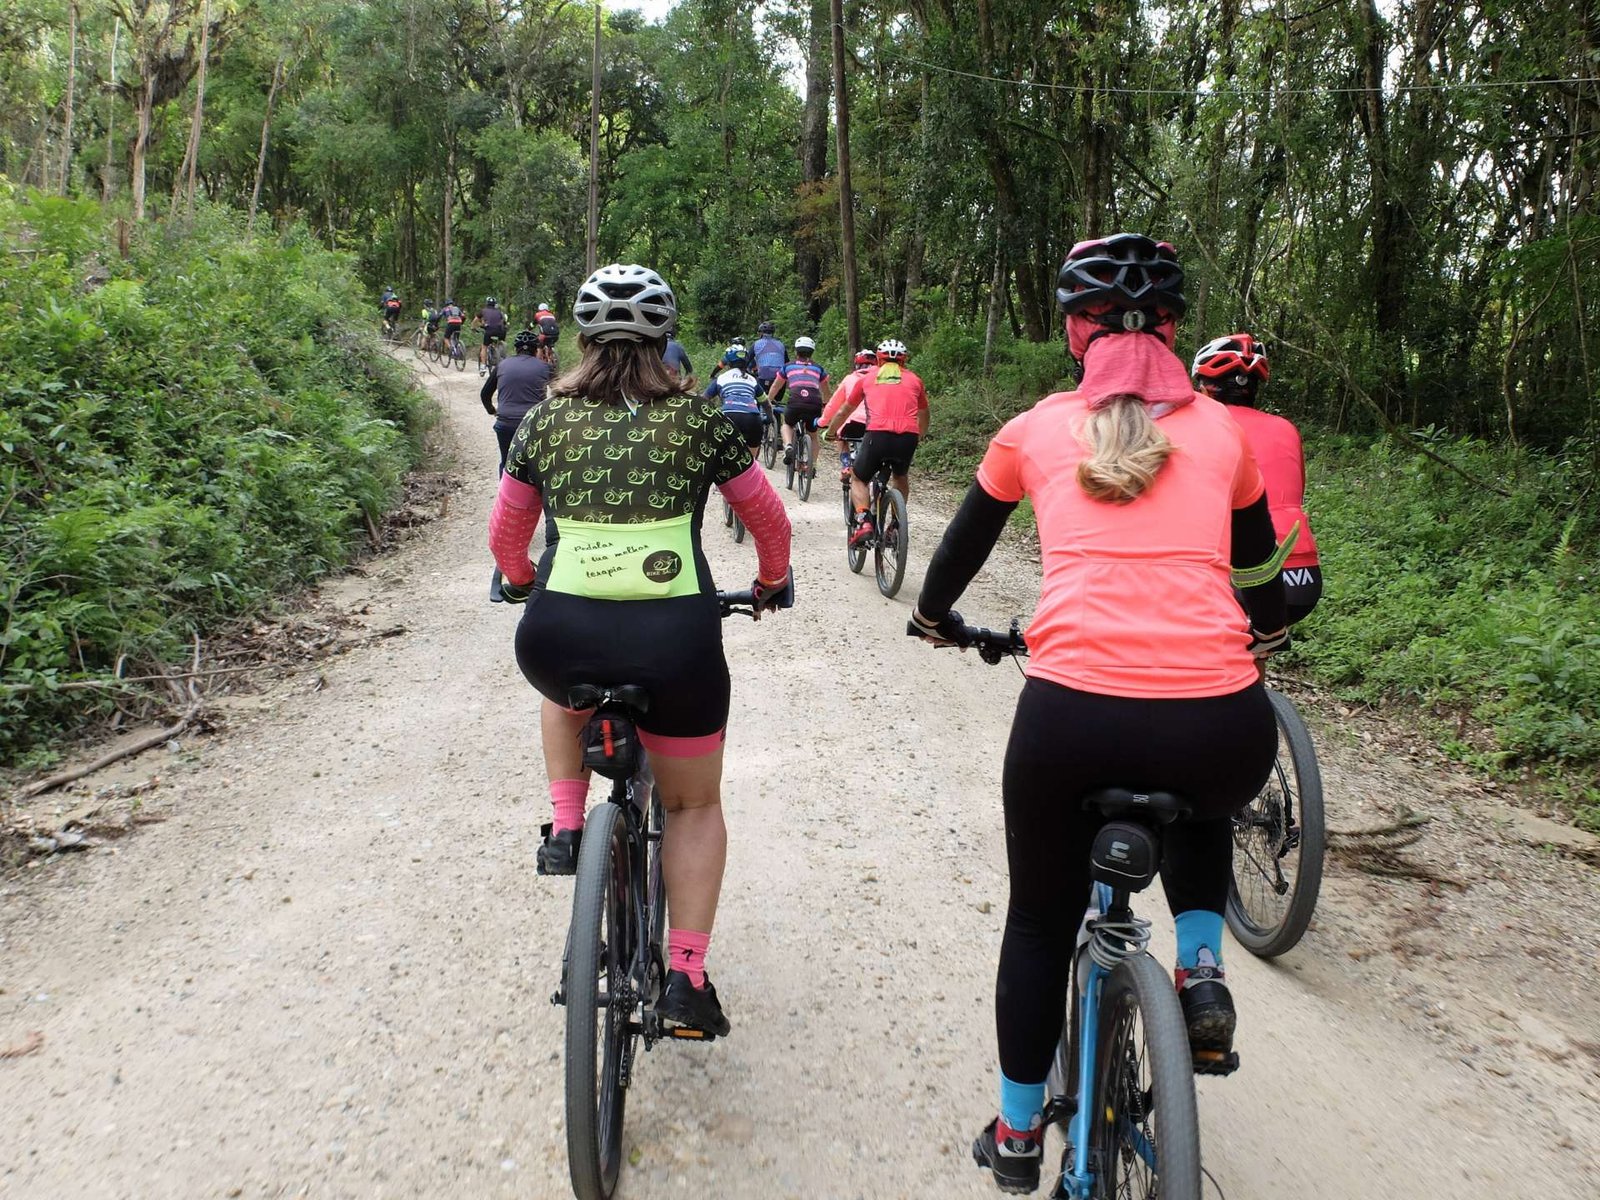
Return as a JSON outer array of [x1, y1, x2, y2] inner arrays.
[[821, 348, 878, 478], [909, 235, 1291, 1193], [1192, 334, 1322, 623], [823, 338, 928, 546]]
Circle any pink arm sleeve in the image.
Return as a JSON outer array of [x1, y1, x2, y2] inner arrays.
[[488, 473, 544, 586], [718, 462, 791, 584]]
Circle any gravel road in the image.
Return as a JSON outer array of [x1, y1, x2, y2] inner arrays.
[[4, 362, 1597, 1199]]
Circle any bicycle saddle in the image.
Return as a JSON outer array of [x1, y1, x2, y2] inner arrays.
[[1082, 788, 1190, 825], [567, 683, 652, 715]]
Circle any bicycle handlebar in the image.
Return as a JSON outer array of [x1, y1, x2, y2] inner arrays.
[[718, 589, 759, 618], [906, 617, 1028, 665]]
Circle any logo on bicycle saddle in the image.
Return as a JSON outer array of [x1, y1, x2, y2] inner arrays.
[[642, 550, 682, 583]]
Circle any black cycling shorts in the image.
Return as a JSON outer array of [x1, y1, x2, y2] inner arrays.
[[1283, 564, 1323, 626], [783, 403, 823, 429], [514, 590, 730, 742], [725, 411, 764, 448], [853, 431, 919, 482], [483, 329, 506, 345]]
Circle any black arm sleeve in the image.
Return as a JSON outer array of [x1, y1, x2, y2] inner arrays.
[[916, 480, 1019, 620], [480, 368, 498, 414], [1232, 494, 1288, 634]]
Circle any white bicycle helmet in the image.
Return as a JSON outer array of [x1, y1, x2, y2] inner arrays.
[[573, 264, 677, 342], [794, 335, 816, 352], [876, 338, 908, 362]]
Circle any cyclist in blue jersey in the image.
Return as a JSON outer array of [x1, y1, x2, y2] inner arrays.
[[703, 346, 765, 450], [751, 321, 786, 395], [767, 336, 830, 473]]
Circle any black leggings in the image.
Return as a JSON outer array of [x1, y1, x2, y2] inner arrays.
[[996, 678, 1276, 1083]]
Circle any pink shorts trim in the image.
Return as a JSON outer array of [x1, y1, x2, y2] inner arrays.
[[716, 460, 767, 503], [638, 728, 726, 758], [497, 472, 542, 510]]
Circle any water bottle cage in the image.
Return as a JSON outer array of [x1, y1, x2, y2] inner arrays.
[[580, 712, 642, 779]]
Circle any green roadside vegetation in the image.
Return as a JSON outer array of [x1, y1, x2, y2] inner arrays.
[[0, 188, 434, 771]]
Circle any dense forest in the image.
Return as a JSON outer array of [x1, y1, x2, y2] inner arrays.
[[2, 2, 1597, 818]]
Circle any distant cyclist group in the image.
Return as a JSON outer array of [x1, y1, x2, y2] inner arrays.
[[458, 234, 1324, 1196]]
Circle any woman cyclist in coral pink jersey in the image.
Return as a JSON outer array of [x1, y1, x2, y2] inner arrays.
[[488, 264, 794, 1037], [909, 234, 1291, 1193], [1192, 333, 1322, 623]]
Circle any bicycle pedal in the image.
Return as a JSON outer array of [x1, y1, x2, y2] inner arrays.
[[1192, 1049, 1240, 1077], [550, 988, 565, 1007], [664, 1025, 718, 1043]]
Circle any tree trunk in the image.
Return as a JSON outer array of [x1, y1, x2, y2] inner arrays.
[[130, 71, 154, 220], [585, 0, 600, 272], [247, 55, 284, 230], [173, 0, 211, 216], [796, 0, 830, 320], [830, 0, 860, 350], [102, 19, 119, 203], [59, 2, 78, 194], [442, 137, 456, 300], [983, 236, 1005, 374], [900, 70, 929, 336], [1356, 0, 1407, 418]]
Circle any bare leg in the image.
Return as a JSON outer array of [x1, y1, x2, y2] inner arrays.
[[541, 700, 591, 783], [653, 747, 726, 932], [892, 471, 911, 500], [850, 475, 871, 512]]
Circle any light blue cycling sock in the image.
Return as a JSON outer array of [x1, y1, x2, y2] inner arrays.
[[1174, 910, 1225, 972], [998, 1071, 1046, 1133]]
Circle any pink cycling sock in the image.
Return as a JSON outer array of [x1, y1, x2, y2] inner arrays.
[[549, 778, 589, 834], [667, 929, 711, 989]]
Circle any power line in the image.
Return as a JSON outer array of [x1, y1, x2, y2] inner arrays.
[[886, 50, 1600, 100]]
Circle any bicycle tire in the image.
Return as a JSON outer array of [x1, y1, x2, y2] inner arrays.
[[1089, 954, 1201, 1200], [846, 502, 867, 574], [452, 340, 465, 371], [564, 802, 634, 1200], [761, 418, 779, 469], [723, 496, 734, 528], [841, 478, 853, 522], [1226, 688, 1326, 957], [797, 431, 813, 501], [733, 512, 746, 544], [874, 486, 908, 598], [784, 439, 797, 491], [411, 328, 425, 359]]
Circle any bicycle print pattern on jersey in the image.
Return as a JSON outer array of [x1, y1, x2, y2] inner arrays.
[[505, 392, 751, 600]]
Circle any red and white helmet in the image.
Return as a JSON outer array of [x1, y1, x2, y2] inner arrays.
[[1191, 333, 1270, 385], [876, 338, 908, 363], [853, 347, 877, 367]]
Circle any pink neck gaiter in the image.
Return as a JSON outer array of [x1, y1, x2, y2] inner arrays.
[[1069, 315, 1197, 417]]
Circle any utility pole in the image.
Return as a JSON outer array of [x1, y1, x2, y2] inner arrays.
[[585, 0, 601, 274], [830, 0, 860, 350]]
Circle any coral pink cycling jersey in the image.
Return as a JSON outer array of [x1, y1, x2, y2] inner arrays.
[[977, 391, 1266, 699], [1224, 406, 1319, 569], [835, 363, 927, 434], [823, 367, 872, 429]]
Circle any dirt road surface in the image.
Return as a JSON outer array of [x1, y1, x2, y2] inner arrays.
[[4, 363, 1598, 1198]]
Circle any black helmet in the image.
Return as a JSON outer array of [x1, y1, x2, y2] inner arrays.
[[758, 321, 776, 335], [1056, 234, 1186, 325], [485, 296, 499, 307], [514, 328, 540, 353]]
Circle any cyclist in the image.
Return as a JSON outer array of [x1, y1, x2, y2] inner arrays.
[[476, 295, 508, 375], [751, 321, 785, 396], [823, 338, 927, 547], [662, 321, 694, 379], [908, 234, 1289, 1192], [379, 286, 402, 334], [489, 263, 794, 1037], [767, 336, 829, 472], [482, 327, 553, 471], [439, 298, 466, 359], [703, 344, 765, 451], [419, 298, 440, 352], [532, 300, 560, 348], [1192, 333, 1322, 623], [821, 347, 877, 477]]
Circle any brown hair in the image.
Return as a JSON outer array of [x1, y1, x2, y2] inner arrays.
[[1077, 394, 1173, 503], [549, 334, 695, 405]]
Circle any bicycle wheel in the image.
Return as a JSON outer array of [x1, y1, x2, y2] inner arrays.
[[761, 416, 779, 469], [723, 496, 734, 528], [784, 433, 797, 491], [565, 802, 635, 1200], [411, 328, 425, 359], [874, 486, 909, 598], [796, 431, 813, 502], [1089, 954, 1201, 1200], [733, 512, 746, 544], [1226, 688, 1326, 957], [846, 503, 867, 574], [453, 340, 465, 371]]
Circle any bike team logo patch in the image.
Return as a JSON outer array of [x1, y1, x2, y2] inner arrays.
[[642, 550, 683, 583]]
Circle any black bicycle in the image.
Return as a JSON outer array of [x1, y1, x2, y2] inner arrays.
[[760, 400, 784, 469], [843, 458, 908, 599], [1226, 687, 1325, 956], [909, 616, 1203, 1200], [784, 415, 818, 501], [556, 590, 762, 1200]]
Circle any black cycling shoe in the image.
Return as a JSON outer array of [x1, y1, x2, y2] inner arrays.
[[657, 970, 731, 1038], [1177, 965, 1240, 1075], [535, 823, 581, 876], [972, 1118, 1042, 1194], [782, 445, 796, 465]]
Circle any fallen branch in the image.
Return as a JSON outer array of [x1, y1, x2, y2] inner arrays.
[[11, 701, 202, 803]]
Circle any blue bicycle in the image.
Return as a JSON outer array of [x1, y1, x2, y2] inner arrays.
[[913, 617, 1203, 1200]]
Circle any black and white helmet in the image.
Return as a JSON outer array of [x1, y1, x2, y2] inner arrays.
[[573, 264, 677, 342]]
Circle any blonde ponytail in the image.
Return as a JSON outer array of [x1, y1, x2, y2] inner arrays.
[[1077, 394, 1173, 503]]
